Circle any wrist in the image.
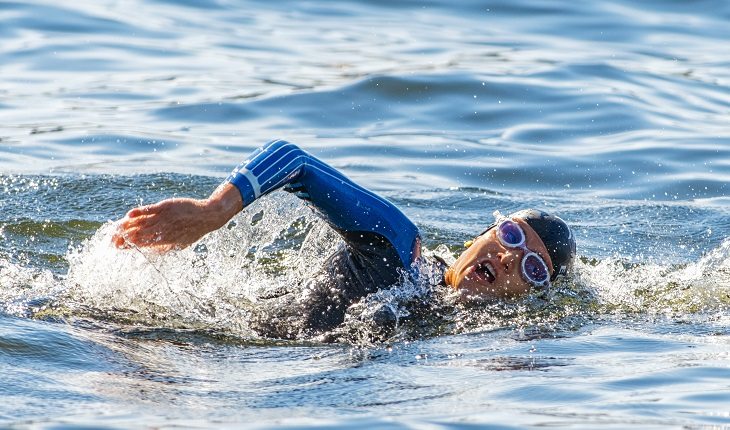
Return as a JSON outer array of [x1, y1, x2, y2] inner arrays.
[[204, 182, 244, 229]]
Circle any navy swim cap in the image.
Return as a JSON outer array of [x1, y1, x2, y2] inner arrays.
[[510, 209, 576, 281]]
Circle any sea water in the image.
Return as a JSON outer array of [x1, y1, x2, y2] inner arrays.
[[1, 0, 730, 428]]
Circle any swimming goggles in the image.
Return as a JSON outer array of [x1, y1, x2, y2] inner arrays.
[[489, 211, 551, 289]]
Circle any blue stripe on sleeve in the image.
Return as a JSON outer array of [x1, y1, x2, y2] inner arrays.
[[227, 171, 256, 205], [226, 140, 420, 267]]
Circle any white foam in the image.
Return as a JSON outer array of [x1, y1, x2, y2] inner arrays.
[[64, 193, 336, 334], [4, 193, 730, 340]]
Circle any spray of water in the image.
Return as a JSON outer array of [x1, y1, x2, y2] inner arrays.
[[64, 193, 332, 334], [2, 192, 729, 344], [0, 258, 59, 317], [575, 238, 730, 316]]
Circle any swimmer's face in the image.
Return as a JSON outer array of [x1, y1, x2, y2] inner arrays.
[[445, 218, 553, 300]]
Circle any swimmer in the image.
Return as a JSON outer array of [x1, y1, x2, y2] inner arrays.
[[112, 140, 576, 338]]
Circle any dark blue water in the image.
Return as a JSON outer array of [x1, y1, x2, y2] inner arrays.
[[1, 0, 730, 428]]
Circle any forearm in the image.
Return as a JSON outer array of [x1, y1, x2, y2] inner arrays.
[[112, 182, 244, 251], [204, 182, 244, 231]]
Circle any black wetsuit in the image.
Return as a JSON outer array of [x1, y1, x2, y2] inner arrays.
[[227, 140, 434, 339]]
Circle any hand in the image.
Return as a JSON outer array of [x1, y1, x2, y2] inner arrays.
[[112, 198, 215, 252], [112, 183, 243, 252]]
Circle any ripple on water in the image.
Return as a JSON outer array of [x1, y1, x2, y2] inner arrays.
[[1, 2, 171, 39], [1, 0, 730, 427], [0, 316, 114, 372]]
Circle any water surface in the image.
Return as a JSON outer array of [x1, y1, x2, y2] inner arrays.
[[1, 0, 730, 428]]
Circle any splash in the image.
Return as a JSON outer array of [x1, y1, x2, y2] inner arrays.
[[3, 192, 730, 344], [65, 193, 334, 335], [0, 258, 59, 317], [61, 194, 462, 344], [575, 237, 730, 316]]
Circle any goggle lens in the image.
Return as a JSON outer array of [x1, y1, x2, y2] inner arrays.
[[523, 253, 550, 284], [497, 220, 525, 246], [490, 215, 551, 288]]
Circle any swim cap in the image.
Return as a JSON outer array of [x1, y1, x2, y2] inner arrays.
[[510, 209, 576, 281]]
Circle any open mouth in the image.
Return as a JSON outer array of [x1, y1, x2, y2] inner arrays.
[[471, 261, 496, 284]]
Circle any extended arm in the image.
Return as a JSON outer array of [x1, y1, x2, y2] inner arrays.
[[112, 182, 242, 252], [226, 139, 420, 267], [114, 140, 420, 267]]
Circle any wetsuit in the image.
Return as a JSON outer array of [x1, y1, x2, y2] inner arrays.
[[226, 139, 423, 338]]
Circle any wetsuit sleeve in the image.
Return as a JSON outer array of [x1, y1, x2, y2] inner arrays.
[[225, 139, 421, 268]]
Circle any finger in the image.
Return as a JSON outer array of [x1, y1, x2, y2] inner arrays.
[[129, 226, 174, 247], [113, 237, 133, 249], [125, 228, 154, 247], [117, 216, 135, 230], [122, 213, 150, 230], [127, 203, 161, 218], [111, 233, 125, 248], [131, 220, 168, 245], [126, 207, 144, 218], [111, 226, 134, 249]]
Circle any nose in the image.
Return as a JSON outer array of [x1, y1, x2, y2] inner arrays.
[[498, 248, 522, 273]]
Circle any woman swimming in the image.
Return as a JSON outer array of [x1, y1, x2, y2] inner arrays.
[[112, 139, 576, 338]]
